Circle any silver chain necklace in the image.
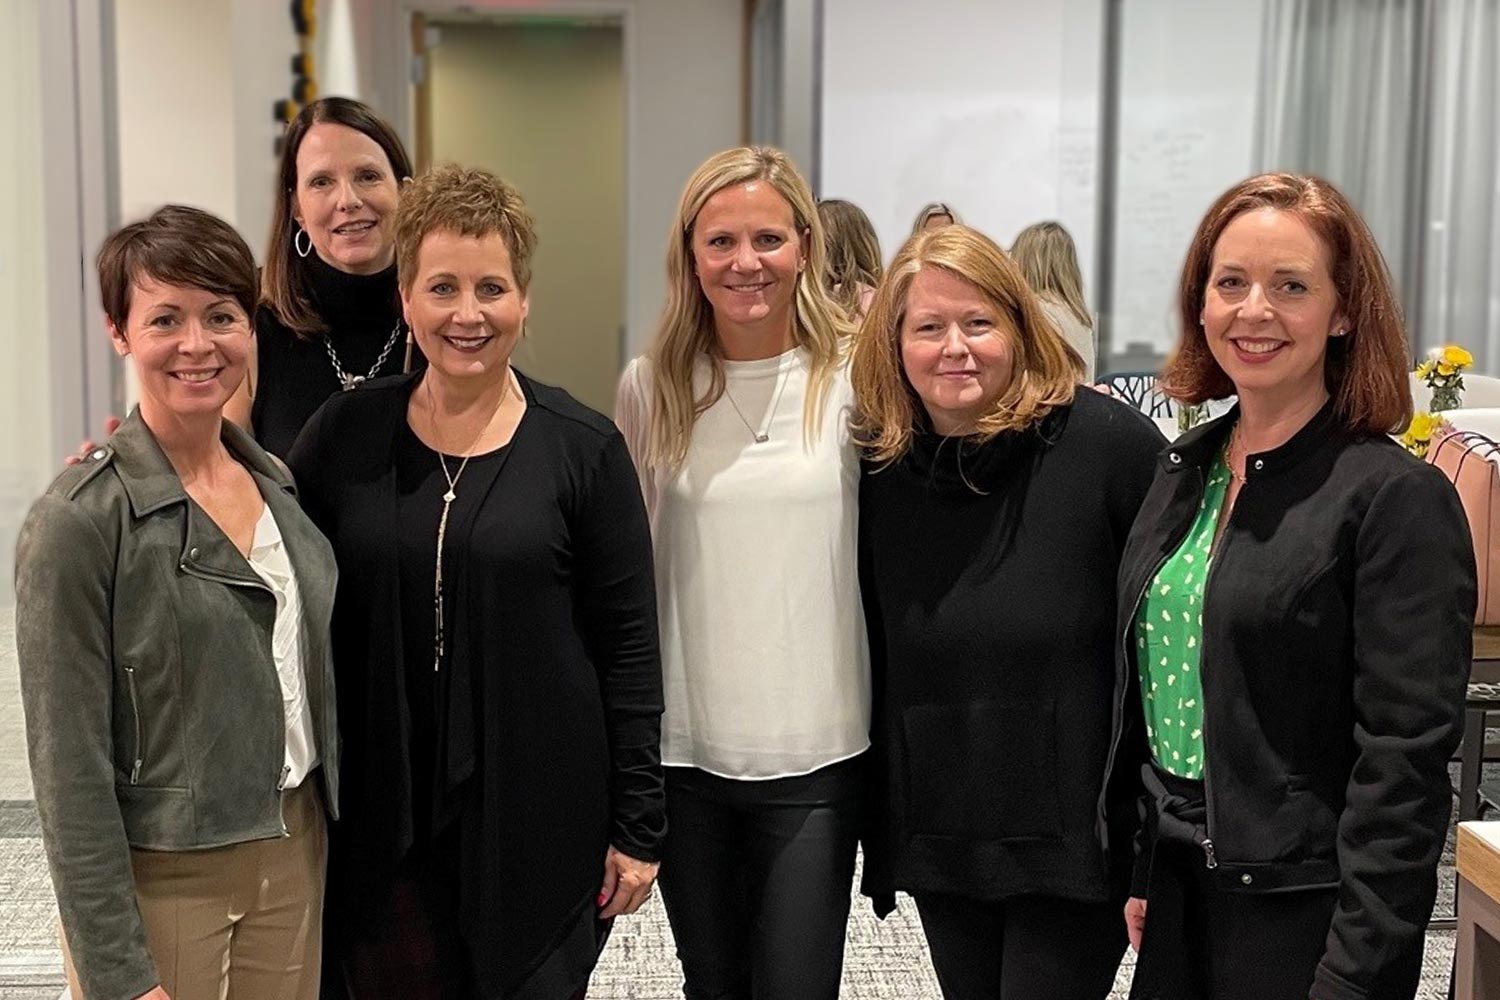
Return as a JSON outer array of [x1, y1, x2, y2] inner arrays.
[[324, 321, 402, 391], [721, 370, 790, 444], [429, 373, 513, 672]]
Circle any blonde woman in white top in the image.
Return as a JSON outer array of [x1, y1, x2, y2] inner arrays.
[[1010, 220, 1098, 379], [615, 146, 868, 999]]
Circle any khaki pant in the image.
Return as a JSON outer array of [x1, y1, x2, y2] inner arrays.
[[64, 780, 327, 1000]]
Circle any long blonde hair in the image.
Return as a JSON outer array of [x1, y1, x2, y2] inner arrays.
[[818, 198, 883, 318], [851, 225, 1082, 466], [645, 146, 854, 468], [1009, 221, 1092, 329]]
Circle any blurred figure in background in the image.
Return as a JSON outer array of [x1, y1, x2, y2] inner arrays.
[[911, 201, 962, 235], [818, 197, 884, 321], [1011, 221, 1096, 380]]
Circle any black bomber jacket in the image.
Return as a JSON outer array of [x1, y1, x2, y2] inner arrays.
[[1115, 401, 1475, 1000]]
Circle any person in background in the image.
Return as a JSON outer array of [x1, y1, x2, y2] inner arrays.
[[818, 197, 884, 320], [18, 205, 340, 1000], [289, 164, 663, 1000], [851, 223, 1160, 1000], [1119, 172, 1474, 1000], [230, 96, 416, 456], [911, 201, 962, 235], [615, 146, 866, 1000], [1010, 220, 1097, 380]]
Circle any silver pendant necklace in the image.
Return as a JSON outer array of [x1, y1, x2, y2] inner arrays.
[[325, 321, 402, 391], [721, 369, 790, 444], [429, 373, 513, 672]]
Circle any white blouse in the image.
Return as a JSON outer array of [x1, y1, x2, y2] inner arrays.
[[616, 348, 870, 780], [246, 504, 319, 790]]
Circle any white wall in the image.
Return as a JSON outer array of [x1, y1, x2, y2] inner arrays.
[[821, 0, 1102, 296], [1110, 0, 1264, 358], [113, 0, 295, 255]]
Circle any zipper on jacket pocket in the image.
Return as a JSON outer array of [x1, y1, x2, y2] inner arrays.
[[123, 666, 143, 785], [1201, 837, 1218, 869]]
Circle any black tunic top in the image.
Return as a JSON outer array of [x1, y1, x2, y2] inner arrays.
[[287, 370, 665, 998], [857, 389, 1163, 911], [252, 254, 409, 457]]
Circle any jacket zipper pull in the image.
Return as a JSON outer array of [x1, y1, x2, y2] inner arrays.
[[277, 765, 291, 791], [130, 759, 142, 785], [1201, 837, 1218, 870]]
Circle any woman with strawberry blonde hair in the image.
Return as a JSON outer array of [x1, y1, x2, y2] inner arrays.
[[615, 145, 866, 998], [852, 224, 1161, 999]]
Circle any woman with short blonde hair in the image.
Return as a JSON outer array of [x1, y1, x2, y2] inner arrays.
[[852, 224, 1161, 998], [615, 146, 867, 998], [290, 163, 664, 999], [1010, 220, 1097, 379]]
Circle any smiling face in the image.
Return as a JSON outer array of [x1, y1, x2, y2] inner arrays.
[[111, 276, 252, 422], [402, 229, 529, 386], [292, 122, 401, 275], [1201, 207, 1347, 410], [691, 180, 807, 335], [899, 265, 1016, 436]]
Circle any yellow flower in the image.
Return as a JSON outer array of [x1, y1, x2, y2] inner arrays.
[[1415, 359, 1435, 380], [1442, 345, 1475, 369], [1437, 363, 1457, 378], [1401, 411, 1449, 457]]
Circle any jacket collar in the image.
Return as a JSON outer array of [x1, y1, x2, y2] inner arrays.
[[1160, 397, 1340, 482], [111, 409, 295, 519]]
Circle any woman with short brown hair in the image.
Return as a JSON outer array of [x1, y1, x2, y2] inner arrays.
[[1118, 173, 1474, 999], [852, 224, 1161, 998]]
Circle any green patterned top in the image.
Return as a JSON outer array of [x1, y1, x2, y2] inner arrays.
[[1134, 447, 1232, 779]]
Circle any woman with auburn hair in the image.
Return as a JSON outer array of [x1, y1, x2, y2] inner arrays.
[[1118, 173, 1474, 1000], [614, 146, 865, 998], [228, 97, 417, 456], [1010, 220, 1097, 380], [818, 197, 884, 320], [851, 224, 1162, 999], [289, 164, 664, 999]]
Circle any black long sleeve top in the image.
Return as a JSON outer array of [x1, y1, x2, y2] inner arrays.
[[287, 369, 665, 997], [858, 388, 1163, 911]]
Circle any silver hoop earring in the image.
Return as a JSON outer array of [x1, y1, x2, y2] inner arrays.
[[294, 227, 313, 258]]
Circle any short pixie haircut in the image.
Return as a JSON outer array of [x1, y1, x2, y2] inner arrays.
[[96, 205, 258, 331], [394, 164, 539, 293], [1161, 172, 1411, 435], [851, 224, 1082, 465]]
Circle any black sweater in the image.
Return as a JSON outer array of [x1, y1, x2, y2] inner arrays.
[[858, 389, 1163, 911], [252, 254, 409, 457], [287, 370, 665, 997]]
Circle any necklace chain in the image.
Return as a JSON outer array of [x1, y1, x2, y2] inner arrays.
[[1227, 423, 1248, 485], [430, 372, 514, 673], [721, 369, 791, 444], [325, 321, 402, 391]]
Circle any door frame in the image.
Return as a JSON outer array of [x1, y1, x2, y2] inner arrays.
[[397, 0, 635, 374]]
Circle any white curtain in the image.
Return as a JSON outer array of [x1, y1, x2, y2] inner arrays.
[[1420, 0, 1500, 369], [1253, 0, 1426, 320], [1254, 0, 1500, 371]]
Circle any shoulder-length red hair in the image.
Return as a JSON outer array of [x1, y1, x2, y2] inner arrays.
[[1160, 172, 1411, 435]]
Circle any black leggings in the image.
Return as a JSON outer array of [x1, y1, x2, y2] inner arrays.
[[914, 892, 1126, 1000], [657, 757, 862, 1000]]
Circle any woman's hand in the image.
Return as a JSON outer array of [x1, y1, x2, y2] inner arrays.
[[596, 845, 659, 919], [1124, 896, 1148, 952], [64, 417, 121, 466]]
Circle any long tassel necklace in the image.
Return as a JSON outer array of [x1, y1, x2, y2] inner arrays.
[[430, 371, 513, 672]]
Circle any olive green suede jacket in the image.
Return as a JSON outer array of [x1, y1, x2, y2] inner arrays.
[[14, 411, 339, 1000]]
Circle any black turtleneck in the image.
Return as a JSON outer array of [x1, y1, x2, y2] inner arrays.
[[252, 252, 414, 457], [857, 387, 1164, 909]]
